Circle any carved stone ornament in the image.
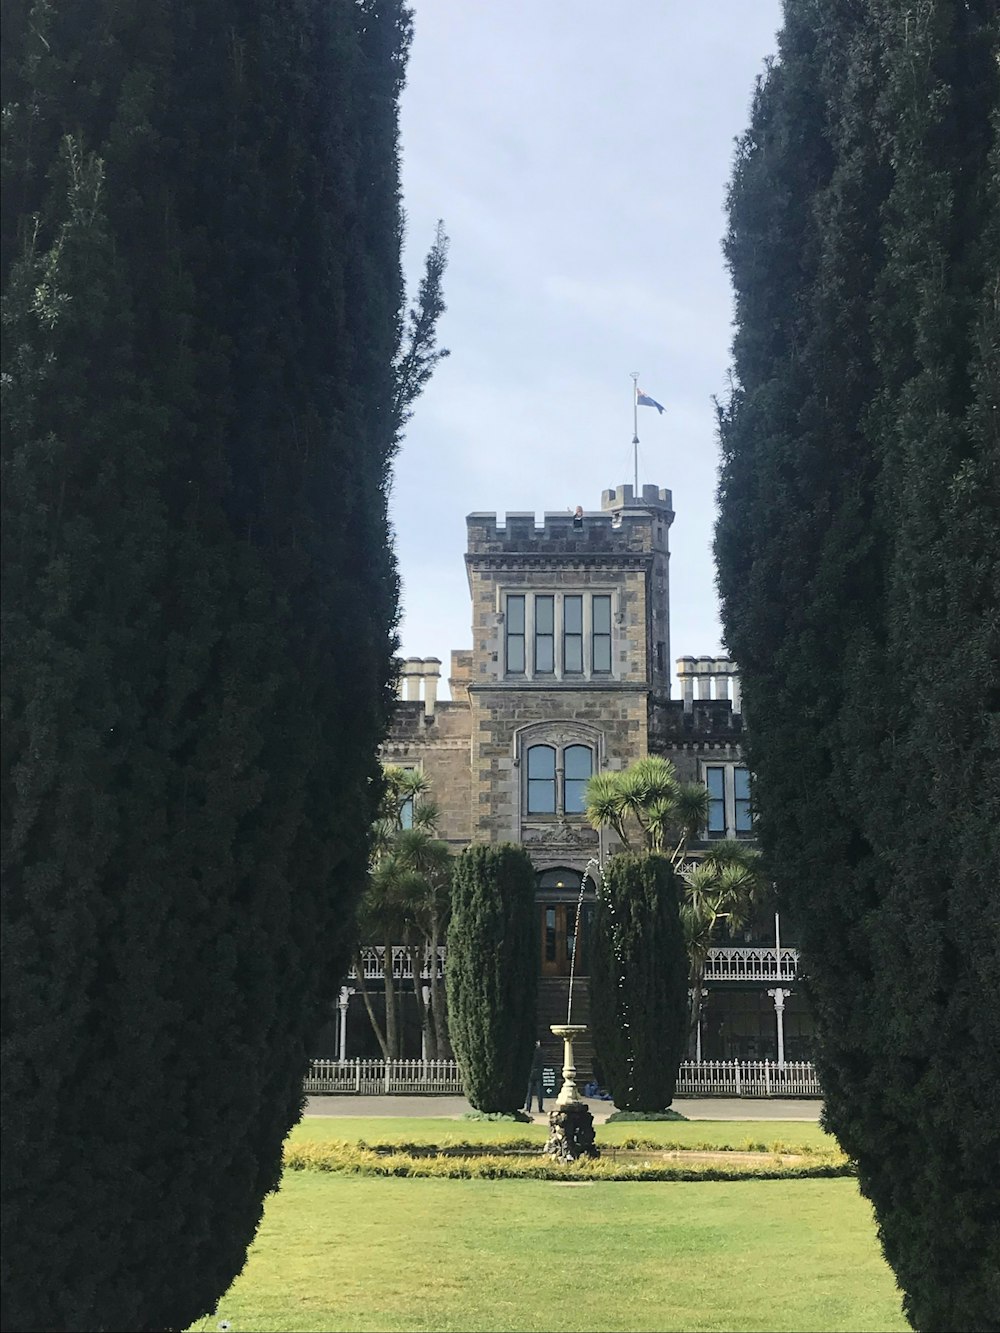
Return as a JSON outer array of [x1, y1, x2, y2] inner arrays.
[[521, 821, 597, 847]]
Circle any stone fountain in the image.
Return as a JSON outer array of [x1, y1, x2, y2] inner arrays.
[[543, 867, 600, 1162]]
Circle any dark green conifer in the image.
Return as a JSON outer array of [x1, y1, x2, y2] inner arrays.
[[716, 4, 999, 1326], [1, 3, 438, 1329], [588, 854, 688, 1112], [445, 845, 538, 1112]]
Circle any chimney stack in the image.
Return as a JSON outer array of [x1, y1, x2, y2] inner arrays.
[[422, 658, 441, 720], [676, 657, 696, 712], [401, 658, 423, 702]]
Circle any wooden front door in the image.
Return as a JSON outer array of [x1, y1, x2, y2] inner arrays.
[[540, 903, 580, 977]]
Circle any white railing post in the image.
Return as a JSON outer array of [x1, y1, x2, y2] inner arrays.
[[735, 1061, 742, 1096]]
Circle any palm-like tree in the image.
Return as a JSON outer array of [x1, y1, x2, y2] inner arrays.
[[353, 768, 452, 1059], [584, 756, 709, 866], [680, 841, 766, 1050]]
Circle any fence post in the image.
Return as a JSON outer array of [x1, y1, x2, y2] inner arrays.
[[735, 1061, 741, 1096], [764, 1060, 771, 1095], [385, 1060, 392, 1094]]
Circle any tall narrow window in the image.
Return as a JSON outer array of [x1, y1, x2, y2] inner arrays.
[[534, 595, 554, 673], [734, 766, 752, 834], [563, 595, 583, 673], [563, 745, 593, 814], [399, 797, 414, 830], [592, 595, 612, 672], [527, 745, 556, 813], [706, 767, 725, 836], [506, 594, 525, 673]]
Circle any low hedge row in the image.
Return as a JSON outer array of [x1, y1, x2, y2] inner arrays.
[[283, 1141, 853, 1182], [331, 1136, 831, 1156]]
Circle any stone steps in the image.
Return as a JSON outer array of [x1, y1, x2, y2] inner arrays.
[[535, 976, 594, 1083]]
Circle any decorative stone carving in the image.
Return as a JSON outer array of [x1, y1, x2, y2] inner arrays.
[[521, 821, 597, 847]]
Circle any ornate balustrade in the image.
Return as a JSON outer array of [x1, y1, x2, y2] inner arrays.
[[701, 947, 799, 982], [348, 945, 446, 981], [348, 944, 796, 984]]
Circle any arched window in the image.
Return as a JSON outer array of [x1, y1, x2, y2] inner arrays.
[[563, 745, 593, 814], [526, 745, 556, 813]]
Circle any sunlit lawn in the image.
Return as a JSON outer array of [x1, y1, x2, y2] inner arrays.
[[189, 1117, 905, 1333], [198, 1174, 905, 1333]]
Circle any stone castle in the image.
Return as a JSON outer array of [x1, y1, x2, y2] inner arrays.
[[335, 482, 813, 1074]]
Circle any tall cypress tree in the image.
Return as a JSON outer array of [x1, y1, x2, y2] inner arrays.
[[1, 3, 427, 1329], [589, 854, 688, 1112], [445, 844, 538, 1112], [716, 3, 999, 1327]]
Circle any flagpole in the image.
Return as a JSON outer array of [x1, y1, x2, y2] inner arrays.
[[630, 371, 639, 493]]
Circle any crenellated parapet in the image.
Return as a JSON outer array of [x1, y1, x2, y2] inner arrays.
[[650, 696, 744, 745], [467, 485, 673, 561]]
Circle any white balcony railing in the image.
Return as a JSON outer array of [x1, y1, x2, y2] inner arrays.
[[702, 947, 799, 982], [304, 1058, 820, 1098], [349, 945, 446, 982], [349, 944, 797, 984]]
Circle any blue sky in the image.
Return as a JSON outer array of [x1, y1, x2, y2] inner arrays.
[[392, 1, 783, 695]]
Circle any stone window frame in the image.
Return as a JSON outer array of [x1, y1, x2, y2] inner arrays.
[[500, 589, 618, 681], [700, 760, 754, 839], [514, 720, 604, 822]]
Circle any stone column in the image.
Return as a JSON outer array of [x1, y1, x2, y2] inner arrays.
[[768, 987, 790, 1066], [337, 986, 355, 1062]]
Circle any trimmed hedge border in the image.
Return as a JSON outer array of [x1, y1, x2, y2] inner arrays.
[[283, 1140, 854, 1182]]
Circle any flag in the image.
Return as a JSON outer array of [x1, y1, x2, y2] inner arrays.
[[636, 387, 665, 414]]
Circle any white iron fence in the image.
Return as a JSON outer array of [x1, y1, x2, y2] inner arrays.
[[304, 1058, 464, 1095], [676, 1059, 821, 1097], [304, 1058, 820, 1098]]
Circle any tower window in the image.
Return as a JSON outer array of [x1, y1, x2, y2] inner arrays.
[[501, 591, 618, 678], [563, 745, 593, 814], [592, 595, 612, 673], [534, 595, 555, 674], [506, 595, 525, 673], [526, 745, 557, 813], [564, 596, 583, 674]]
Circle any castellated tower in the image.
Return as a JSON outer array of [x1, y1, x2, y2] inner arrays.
[[462, 483, 674, 859]]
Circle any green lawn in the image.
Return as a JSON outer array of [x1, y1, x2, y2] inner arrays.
[[197, 1171, 906, 1332], [291, 1115, 835, 1151]]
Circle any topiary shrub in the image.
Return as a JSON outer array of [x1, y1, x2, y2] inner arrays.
[[589, 854, 688, 1112], [445, 844, 538, 1112]]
